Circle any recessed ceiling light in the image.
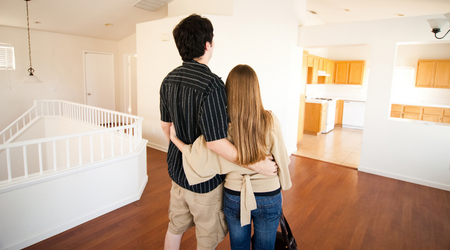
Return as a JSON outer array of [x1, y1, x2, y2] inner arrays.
[[309, 10, 317, 15], [344, 9, 350, 11], [105, 23, 114, 27], [397, 14, 405, 16]]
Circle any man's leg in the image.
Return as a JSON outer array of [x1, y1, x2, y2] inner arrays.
[[164, 230, 183, 250], [166, 182, 195, 250], [188, 184, 227, 250]]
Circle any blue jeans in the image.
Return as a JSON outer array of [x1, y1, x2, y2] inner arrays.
[[223, 191, 282, 250]]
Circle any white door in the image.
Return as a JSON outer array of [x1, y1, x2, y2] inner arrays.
[[85, 52, 115, 110]]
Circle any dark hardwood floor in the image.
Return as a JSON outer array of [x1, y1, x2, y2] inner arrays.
[[25, 147, 450, 250]]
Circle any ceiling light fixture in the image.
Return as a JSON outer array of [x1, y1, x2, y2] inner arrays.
[[23, 0, 41, 83], [427, 13, 450, 39]]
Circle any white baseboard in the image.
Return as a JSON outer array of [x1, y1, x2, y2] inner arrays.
[[358, 166, 450, 192], [146, 142, 168, 152], [3, 177, 149, 250]]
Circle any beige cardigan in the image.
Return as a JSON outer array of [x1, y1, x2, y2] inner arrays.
[[182, 113, 292, 226]]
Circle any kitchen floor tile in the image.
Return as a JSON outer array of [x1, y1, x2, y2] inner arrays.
[[294, 127, 363, 169]]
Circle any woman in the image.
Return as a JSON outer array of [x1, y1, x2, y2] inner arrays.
[[170, 64, 292, 250]]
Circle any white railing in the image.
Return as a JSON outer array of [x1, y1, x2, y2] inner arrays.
[[0, 100, 144, 185]]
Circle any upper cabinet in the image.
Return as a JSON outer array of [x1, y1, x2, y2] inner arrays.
[[334, 61, 365, 85], [306, 54, 334, 85], [415, 59, 450, 89], [305, 53, 365, 85], [334, 61, 349, 84]]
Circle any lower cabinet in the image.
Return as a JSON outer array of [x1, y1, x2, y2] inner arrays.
[[335, 100, 344, 125], [304, 102, 327, 135], [390, 104, 450, 124]]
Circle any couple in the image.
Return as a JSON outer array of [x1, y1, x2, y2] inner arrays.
[[160, 14, 292, 250]]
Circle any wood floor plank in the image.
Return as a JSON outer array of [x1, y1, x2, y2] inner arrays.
[[24, 147, 450, 249]]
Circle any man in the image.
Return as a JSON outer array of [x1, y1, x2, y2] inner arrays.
[[160, 14, 277, 250]]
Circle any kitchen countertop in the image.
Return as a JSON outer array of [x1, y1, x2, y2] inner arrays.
[[305, 99, 327, 104], [306, 96, 366, 102]]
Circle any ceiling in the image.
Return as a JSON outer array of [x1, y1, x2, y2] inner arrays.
[[0, 0, 168, 41], [0, 0, 449, 41], [306, 0, 450, 24]]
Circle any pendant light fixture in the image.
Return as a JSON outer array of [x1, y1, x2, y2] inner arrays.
[[23, 0, 42, 83], [427, 13, 450, 39]]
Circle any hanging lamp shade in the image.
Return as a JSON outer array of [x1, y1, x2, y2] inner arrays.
[[23, 69, 42, 83], [22, 0, 42, 83]]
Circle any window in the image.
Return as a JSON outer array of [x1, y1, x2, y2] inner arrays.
[[0, 43, 15, 70]]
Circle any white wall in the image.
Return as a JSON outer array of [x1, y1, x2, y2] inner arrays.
[[392, 43, 450, 105], [300, 14, 450, 191], [0, 26, 127, 131], [118, 33, 138, 113], [136, 0, 303, 153]]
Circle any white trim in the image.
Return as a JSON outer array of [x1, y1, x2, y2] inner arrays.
[[358, 165, 450, 192], [0, 141, 147, 194], [146, 141, 167, 153]]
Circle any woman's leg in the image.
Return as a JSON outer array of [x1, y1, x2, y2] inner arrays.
[[251, 193, 282, 250], [223, 192, 252, 250]]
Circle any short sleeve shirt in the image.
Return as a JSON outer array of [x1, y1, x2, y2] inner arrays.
[[160, 60, 228, 193]]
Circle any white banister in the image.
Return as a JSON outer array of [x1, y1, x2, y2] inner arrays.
[[1, 100, 144, 185]]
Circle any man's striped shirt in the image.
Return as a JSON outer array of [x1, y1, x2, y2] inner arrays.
[[160, 60, 228, 193]]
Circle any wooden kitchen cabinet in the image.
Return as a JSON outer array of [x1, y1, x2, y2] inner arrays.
[[390, 104, 404, 118], [319, 58, 324, 71], [416, 59, 450, 89], [435, 61, 450, 88], [348, 61, 365, 85], [423, 107, 444, 122], [390, 104, 450, 124], [334, 61, 365, 85], [311, 58, 319, 84], [444, 109, 450, 124], [304, 102, 327, 135], [335, 100, 344, 125], [334, 61, 349, 84], [326, 59, 334, 84], [306, 55, 335, 85], [403, 106, 422, 120]]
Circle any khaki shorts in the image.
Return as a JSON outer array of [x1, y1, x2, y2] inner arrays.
[[168, 181, 228, 250]]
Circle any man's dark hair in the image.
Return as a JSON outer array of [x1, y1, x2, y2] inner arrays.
[[173, 14, 214, 61]]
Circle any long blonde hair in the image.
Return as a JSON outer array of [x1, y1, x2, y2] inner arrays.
[[226, 65, 273, 167]]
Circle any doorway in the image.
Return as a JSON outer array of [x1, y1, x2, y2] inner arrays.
[[84, 52, 115, 110]]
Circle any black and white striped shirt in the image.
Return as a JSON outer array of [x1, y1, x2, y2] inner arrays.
[[160, 60, 228, 193]]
